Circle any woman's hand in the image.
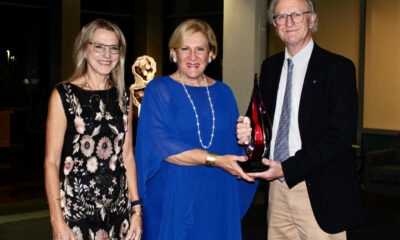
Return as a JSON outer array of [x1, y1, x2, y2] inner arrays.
[[51, 219, 76, 240], [126, 212, 143, 240], [216, 155, 255, 182]]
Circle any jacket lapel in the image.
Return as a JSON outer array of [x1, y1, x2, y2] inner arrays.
[[298, 44, 322, 138]]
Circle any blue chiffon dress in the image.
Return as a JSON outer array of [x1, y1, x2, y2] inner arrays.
[[135, 76, 258, 240]]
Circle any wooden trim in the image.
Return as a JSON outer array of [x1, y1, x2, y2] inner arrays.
[[357, 0, 366, 144], [165, 11, 223, 19], [80, 9, 133, 18], [362, 128, 400, 136], [0, 1, 49, 10]]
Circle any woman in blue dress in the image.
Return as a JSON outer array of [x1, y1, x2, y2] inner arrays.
[[135, 19, 258, 240]]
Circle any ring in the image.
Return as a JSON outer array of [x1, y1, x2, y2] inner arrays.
[[237, 176, 242, 180]]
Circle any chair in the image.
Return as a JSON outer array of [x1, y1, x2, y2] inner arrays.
[[364, 134, 400, 197]]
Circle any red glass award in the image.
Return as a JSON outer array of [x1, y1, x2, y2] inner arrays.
[[242, 74, 272, 172]]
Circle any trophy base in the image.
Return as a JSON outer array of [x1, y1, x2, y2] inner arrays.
[[242, 160, 269, 173]]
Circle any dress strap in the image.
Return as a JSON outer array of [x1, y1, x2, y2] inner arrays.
[[124, 90, 130, 116], [55, 82, 79, 123], [118, 90, 130, 116]]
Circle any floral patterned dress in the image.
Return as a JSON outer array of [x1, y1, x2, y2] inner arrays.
[[56, 82, 131, 240]]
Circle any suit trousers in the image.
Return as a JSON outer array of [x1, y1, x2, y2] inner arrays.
[[267, 180, 346, 240]]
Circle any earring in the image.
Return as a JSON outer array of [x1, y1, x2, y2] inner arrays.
[[208, 57, 212, 63], [173, 57, 177, 63]]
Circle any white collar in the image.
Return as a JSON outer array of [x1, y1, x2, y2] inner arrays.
[[284, 39, 314, 64]]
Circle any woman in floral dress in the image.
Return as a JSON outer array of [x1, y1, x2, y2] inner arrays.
[[44, 19, 142, 240]]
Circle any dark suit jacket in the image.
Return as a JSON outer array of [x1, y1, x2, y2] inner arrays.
[[259, 44, 365, 234]]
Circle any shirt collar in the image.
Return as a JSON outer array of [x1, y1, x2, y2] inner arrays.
[[284, 39, 314, 65]]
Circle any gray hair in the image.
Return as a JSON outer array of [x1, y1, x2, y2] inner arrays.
[[268, 0, 318, 33]]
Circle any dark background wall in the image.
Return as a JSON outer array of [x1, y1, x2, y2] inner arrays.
[[0, 0, 398, 188], [0, 0, 224, 186]]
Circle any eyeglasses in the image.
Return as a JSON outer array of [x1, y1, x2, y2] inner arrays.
[[273, 11, 311, 26], [89, 42, 122, 55]]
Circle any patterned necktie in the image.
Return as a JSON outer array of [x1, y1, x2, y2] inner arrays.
[[274, 59, 293, 181]]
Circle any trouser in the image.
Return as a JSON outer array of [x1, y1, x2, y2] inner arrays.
[[267, 180, 346, 240]]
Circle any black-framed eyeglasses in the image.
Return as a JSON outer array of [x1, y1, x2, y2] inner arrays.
[[89, 42, 122, 55], [273, 11, 311, 26]]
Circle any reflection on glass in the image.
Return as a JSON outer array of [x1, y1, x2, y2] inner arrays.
[[242, 74, 272, 172]]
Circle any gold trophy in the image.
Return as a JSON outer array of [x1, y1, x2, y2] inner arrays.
[[129, 55, 157, 117]]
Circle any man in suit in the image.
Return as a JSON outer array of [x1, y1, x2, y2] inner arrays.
[[236, 0, 365, 239]]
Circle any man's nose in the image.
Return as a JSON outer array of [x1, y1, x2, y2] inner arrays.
[[286, 15, 295, 26]]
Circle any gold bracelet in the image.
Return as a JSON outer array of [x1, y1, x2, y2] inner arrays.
[[132, 210, 143, 217], [46, 198, 61, 204], [205, 152, 217, 167]]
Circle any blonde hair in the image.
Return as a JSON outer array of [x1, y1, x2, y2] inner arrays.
[[68, 19, 127, 100], [168, 19, 218, 62]]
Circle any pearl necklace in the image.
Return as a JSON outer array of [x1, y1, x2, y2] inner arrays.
[[177, 72, 215, 149]]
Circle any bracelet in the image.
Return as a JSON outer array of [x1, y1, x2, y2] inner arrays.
[[47, 198, 61, 203], [205, 152, 217, 167], [130, 199, 143, 207], [132, 210, 143, 217]]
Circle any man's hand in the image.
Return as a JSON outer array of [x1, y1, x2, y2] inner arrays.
[[247, 158, 284, 181], [236, 116, 252, 145]]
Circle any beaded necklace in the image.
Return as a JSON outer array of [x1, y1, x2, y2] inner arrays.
[[177, 72, 215, 149]]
